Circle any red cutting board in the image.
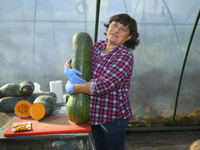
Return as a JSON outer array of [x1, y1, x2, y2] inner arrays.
[[4, 115, 91, 137]]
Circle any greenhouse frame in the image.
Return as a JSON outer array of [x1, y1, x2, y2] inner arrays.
[[0, 0, 200, 131]]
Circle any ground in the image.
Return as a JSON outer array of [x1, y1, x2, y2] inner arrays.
[[0, 112, 16, 129], [1, 112, 200, 149], [125, 130, 200, 149]]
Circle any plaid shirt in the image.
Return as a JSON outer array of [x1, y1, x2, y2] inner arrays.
[[89, 40, 133, 125]]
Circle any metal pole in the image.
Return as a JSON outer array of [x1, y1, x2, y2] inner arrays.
[[94, 0, 101, 42], [33, 0, 38, 80], [172, 9, 200, 126]]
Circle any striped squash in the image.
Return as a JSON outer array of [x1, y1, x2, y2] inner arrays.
[[66, 32, 92, 124]]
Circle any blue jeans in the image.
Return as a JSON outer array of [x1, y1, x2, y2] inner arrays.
[[91, 119, 129, 150]]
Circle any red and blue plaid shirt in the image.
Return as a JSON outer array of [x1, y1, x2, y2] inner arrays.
[[89, 40, 133, 125]]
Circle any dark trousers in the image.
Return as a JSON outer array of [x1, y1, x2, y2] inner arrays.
[[91, 119, 129, 150]]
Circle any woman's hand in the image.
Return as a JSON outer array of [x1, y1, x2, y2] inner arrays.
[[65, 81, 76, 95], [64, 67, 87, 84], [65, 81, 92, 95]]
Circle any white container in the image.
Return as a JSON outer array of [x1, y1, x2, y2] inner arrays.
[[49, 80, 63, 103]]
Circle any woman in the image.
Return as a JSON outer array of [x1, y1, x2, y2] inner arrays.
[[64, 13, 140, 150]]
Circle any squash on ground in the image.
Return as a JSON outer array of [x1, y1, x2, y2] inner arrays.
[[30, 95, 56, 120], [20, 81, 35, 96], [14, 100, 32, 118], [66, 32, 92, 124], [0, 92, 57, 112]]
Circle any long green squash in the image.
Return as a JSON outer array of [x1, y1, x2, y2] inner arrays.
[[66, 32, 92, 124], [0, 81, 34, 98], [0, 83, 21, 98]]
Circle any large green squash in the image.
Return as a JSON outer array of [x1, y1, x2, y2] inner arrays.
[[0, 81, 35, 98], [0, 90, 3, 99], [0, 83, 21, 98], [66, 32, 92, 124]]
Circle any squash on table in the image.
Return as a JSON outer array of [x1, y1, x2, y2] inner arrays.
[[0, 80, 35, 98], [0, 92, 57, 112], [14, 100, 32, 118], [0, 83, 21, 97], [0, 91, 3, 99], [30, 95, 56, 120], [66, 32, 92, 124], [20, 81, 35, 96]]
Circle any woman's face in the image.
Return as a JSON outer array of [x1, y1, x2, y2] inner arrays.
[[107, 21, 132, 47]]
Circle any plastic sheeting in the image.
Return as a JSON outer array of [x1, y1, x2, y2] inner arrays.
[[0, 0, 200, 127]]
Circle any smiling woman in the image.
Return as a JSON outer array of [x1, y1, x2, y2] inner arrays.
[[64, 13, 140, 150], [103, 21, 132, 54], [104, 13, 140, 50]]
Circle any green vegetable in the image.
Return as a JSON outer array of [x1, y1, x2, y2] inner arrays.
[[0, 91, 3, 99], [66, 32, 92, 124], [67, 94, 90, 124], [33, 95, 56, 117], [0, 81, 34, 98], [0, 83, 21, 98], [20, 81, 35, 96], [0, 92, 56, 112]]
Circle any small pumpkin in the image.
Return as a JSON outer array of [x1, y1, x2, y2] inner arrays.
[[14, 100, 32, 118]]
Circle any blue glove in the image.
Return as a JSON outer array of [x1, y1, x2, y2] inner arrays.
[[65, 81, 76, 95], [64, 67, 87, 84]]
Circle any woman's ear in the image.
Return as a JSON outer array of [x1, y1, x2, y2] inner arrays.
[[127, 35, 132, 41]]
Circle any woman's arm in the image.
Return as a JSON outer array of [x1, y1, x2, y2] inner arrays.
[[73, 81, 92, 94]]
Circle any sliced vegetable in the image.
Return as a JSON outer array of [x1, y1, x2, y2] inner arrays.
[[13, 122, 31, 132], [30, 95, 56, 120], [14, 100, 32, 118], [30, 103, 45, 120]]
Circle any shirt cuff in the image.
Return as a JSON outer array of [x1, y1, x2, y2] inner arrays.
[[89, 81, 96, 95]]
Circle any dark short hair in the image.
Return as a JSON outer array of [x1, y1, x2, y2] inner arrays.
[[104, 14, 140, 50]]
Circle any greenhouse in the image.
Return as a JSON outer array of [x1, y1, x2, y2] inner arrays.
[[0, 0, 200, 149]]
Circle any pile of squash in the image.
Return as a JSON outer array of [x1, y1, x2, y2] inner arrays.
[[0, 81, 57, 120]]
